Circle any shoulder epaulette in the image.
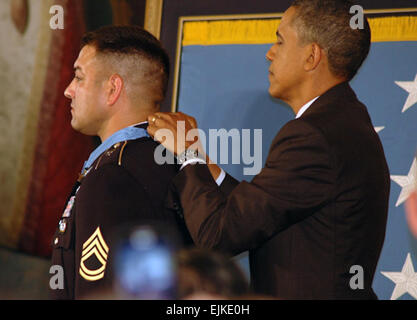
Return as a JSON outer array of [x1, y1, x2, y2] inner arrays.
[[92, 141, 129, 170], [117, 140, 128, 166]]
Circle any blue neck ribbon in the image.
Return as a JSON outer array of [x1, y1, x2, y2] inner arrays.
[[82, 126, 150, 173]]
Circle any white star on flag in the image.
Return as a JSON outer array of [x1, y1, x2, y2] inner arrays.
[[391, 158, 417, 207], [395, 73, 417, 113], [381, 253, 417, 300], [374, 126, 385, 133]]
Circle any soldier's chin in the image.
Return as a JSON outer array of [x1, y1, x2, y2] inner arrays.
[[70, 119, 81, 132]]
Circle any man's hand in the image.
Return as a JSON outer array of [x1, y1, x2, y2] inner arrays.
[[405, 191, 417, 238], [147, 111, 222, 180], [147, 112, 200, 157]]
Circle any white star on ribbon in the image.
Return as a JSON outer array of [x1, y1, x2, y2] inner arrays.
[[391, 158, 417, 207], [374, 126, 385, 133], [395, 73, 417, 113], [381, 253, 417, 300]]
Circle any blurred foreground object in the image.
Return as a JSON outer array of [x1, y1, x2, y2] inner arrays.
[[177, 248, 249, 299], [111, 222, 181, 300]]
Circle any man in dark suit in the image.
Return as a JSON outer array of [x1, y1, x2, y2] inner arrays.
[[50, 26, 189, 299], [147, 0, 390, 299]]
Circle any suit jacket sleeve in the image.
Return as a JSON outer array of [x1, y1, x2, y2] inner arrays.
[[172, 119, 336, 255]]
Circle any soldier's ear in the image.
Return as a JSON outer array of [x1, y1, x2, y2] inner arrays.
[[107, 74, 124, 106]]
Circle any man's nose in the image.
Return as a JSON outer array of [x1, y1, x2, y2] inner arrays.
[[64, 80, 74, 100], [266, 44, 276, 61]]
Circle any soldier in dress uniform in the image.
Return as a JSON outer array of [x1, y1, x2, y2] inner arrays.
[[50, 25, 190, 299]]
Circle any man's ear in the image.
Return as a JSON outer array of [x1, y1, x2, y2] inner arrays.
[[304, 43, 322, 72], [107, 74, 123, 105]]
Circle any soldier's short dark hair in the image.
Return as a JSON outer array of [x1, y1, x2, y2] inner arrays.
[[291, 0, 371, 80], [81, 25, 170, 100]]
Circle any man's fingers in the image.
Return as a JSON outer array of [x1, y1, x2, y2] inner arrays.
[[188, 116, 198, 128], [148, 113, 171, 128], [146, 123, 157, 138], [405, 191, 417, 237], [147, 110, 202, 156], [152, 112, 175, 122], [147, 111, 199, 149], [150, 111, 198, 128], [147, 114, 159, 127]]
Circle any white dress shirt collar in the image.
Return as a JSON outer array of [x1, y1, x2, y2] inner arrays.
[[295, 96, 320, 119]]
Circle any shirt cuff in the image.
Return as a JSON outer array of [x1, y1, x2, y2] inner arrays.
[[179, 158, 206, 170], [215, 168, 226, 186]]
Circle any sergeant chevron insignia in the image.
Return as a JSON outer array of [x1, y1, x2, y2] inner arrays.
[[79, 227, 109, 281]]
